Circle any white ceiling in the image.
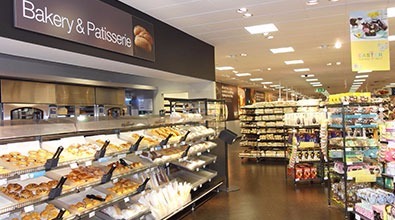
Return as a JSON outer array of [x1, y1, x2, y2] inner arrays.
[[121, 0, 395, 97]]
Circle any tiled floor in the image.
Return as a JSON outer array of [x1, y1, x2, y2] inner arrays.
[[182, 143, 345, 220]]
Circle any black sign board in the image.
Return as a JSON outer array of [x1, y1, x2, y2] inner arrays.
[[14, 0, 155, 61]]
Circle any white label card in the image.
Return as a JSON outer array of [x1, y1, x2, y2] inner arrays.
[[70, 163, 78, 169], [85, 161, 92, 166], [0, 179, 7, 186], [24, 205, 34, 213], [124, 197, 130, 203], [117, 154, 127, 159], [89, 211, 95, 218]]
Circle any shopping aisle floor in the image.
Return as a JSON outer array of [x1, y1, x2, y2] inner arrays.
[[182, 142, 345, 220]]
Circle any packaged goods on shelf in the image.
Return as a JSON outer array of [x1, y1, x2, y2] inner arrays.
[[284, 112, 326, 126], [329, 137, 378, 147], [100, 203, 149, 220], [293, 164, 318, 180], [328, 92, 372, 104]]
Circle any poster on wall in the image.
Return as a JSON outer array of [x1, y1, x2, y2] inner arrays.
[[14, 0, 155, 61], [349, 9, 389, 71], [216, 83, 239, 120], [255, 91, 265, 102]]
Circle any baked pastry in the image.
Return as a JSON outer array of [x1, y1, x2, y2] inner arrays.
[[134, 25, 154, 52], [107, 178, 139, 195], [7, 183, 22, 192], [66, 166, 105, 185]]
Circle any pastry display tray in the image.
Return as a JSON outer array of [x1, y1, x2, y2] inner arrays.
[[169, 169, 217, 191], [171, 154, 217, 171]]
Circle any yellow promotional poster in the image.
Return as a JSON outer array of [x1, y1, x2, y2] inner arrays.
[[350, 9, 390, 72]]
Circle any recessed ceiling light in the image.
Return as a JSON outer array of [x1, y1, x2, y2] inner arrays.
[[388, 7, 395, 18], [284, 60, 304, 65], [301, 74, 315, 78], [267, 67, 272, 71], [306, 0, 319, 6], [216, 66, 234, 71], [270, 47, 294, 54], [389, 35, 395, 41], [269, 84, 280, 87], [245, 23, 278, 35], [354, 79, 366, 82], [312, 84, 323, 87], [250, 78, 263, 81], [240, 53, 247, 57], [237, 8, 248, 13], [355, 75, 368, 78], [267, 35, 274, 40], [329, 0, 339, 2], [294, 68, 310, 72], [334, 41, 342, 49], [310, 82, 322, 85], [236, 73, 251, 77], [336, 61, 341, 65], [231, 77, 236, 80], [243, 13, 253, 18], [232, 70, 238, 73], [327, 63, 332, 66], [306, 78, 318, 82], [261, 82, 273, 85]]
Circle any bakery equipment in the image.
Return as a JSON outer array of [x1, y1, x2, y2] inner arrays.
[[95, 87, 126, 118], [1, 80, 57, 120], [56, 84, 96, 118]]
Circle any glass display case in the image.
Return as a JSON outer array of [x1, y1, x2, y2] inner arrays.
[[164, 98, 227, 135]]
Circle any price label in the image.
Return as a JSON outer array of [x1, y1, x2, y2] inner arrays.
[[207, 149, 210, 153], [24, 205, 34, 213], [89, 211, 95, 218], [85, 186, 92, 191], [193, 187, 197, 191], [85, 161, 92, 166], [70, 163, 78, 169], [197, 152, 202, 156], [347, 207, 353, 212], [355, 214, 361, 220], [113, 178, 119, 184], [20, 174, 31, 181], [124, 197, 130, 203], [117, 154, 127, 159], [150, 148, 155, 152], [295, 178, 300, 182], [346, 162, 353, 166], [0, 179, 7, 186], [196, 168, 200, 172], [345, 148, 352, 152], [98, 157, 111, 163], [166, 163, 169, 167]]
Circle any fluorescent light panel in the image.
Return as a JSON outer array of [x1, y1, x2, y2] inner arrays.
[[357, 70, 372, 73], [389, 35, 395, 41], [250, 78, 263, 81], [300, 74, 315, 78], [353, 82, 363, 85], [269, 84, 280, 87], [245, 23, 278, 34], [216, 66, 234, 71], [312, 84, 322, 87], [294, 68, 310, 72], [306, 78, 318, 82], [261, 82, 273, 85], [284, 60, 304, 65], [310, 82, 322, 85], [355, 75, 369, 78], [270, 47, 295, 54], [236, 73, 251, 77], [354, 79, 366, 82]]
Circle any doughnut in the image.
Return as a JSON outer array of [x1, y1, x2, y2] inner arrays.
[[25, 183, 39, 191], [7, 183, 22, 192], [20, 189, 34, 199]]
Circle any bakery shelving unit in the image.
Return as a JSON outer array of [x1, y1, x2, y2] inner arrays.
[[286, 125, 324, 186], [326, 103, 380, 219], [238, 102, 296, 161], [0, 115, 225, 220]]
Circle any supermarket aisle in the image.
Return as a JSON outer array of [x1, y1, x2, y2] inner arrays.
[[182, 142, 344, 220]]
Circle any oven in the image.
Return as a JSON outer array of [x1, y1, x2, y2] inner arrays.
[[95, 87, 126, 118]]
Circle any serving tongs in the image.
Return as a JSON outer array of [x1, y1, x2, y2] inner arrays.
[[179, 144, 192, 162], [129, 135, 144, 153], [86, 194, 106, 202], [45, 146, 64, 171], [52, 208, 66, 220], [49, 176, 67, 200], [95, 140, 110, 160], [159, 134, 173, 148], [119, 158, 129, 167], [101, 163, 117, 184], [179, 130, 191, 144], [137, 178, 150, 193]]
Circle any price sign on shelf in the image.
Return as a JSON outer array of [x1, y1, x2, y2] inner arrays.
[[24, 205, 34, 213], [70, 162, 78, 169], [89, 211, 95, 218], [124, 197, 130, 203], [85, 161, 93, 166]]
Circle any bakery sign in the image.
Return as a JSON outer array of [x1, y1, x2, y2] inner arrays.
[[14, 0, 155, 61]]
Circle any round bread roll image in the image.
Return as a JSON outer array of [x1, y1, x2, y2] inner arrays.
[[134, 25, 154, 52]]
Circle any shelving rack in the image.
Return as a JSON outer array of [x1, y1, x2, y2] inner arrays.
[[326, 103, 380, 219], [239, 102, 296, 161], [0, 116, 226, 220], [286, 125, 324, 185]]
